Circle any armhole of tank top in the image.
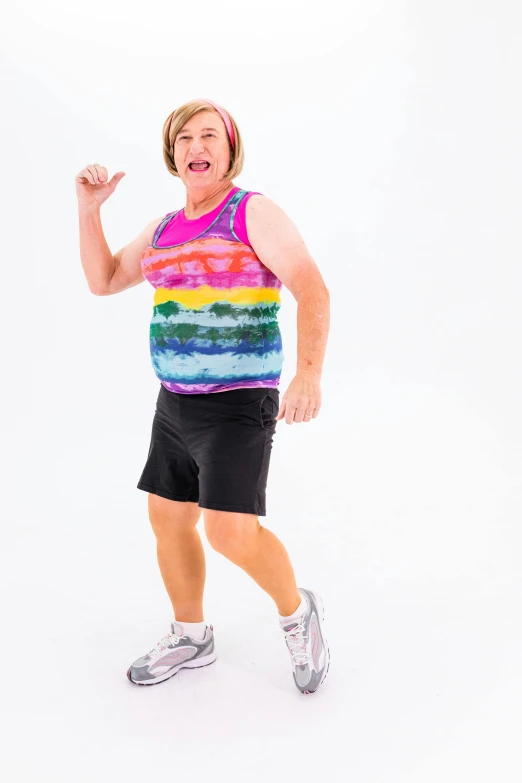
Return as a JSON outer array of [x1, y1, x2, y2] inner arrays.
[[232, 191, 263, 246], [152, 210, 181, 246]]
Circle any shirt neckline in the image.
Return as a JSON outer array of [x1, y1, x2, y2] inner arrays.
[[178, 186, 240, 224]]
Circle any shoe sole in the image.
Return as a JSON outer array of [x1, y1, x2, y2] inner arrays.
[[302, 591, 331, 695], [127, 650, 217, 686]]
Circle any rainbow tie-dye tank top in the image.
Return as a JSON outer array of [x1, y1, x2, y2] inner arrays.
[[140, 189, 284, 394]]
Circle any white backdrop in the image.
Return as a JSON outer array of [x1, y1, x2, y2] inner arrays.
[[1, 1, 521, 781]]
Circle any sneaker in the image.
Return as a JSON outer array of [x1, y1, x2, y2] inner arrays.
[[280, 587, 330, 694], [127, 620, 217, 686]]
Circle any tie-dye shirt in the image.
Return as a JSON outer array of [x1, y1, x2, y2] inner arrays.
[[140, 188, 284, 394]]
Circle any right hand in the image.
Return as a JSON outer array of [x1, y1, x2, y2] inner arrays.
[[75, 163, 126, 208]]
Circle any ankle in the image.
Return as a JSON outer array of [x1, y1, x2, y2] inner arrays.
[[277, 591, 303, 618], [172, 604, 204, 623]]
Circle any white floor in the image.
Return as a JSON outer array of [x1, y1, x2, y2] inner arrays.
[[3, 373, 521, 782]]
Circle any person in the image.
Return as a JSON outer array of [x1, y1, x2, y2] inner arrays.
[[76, 98, 331, 694]]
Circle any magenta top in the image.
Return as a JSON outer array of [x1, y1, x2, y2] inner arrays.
[[156, 186, 261, 248]]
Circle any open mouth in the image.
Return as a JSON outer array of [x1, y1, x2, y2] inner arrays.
[[189, 161, 210, 171]]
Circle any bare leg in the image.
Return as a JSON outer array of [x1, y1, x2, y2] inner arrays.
[[203, 510, 302, 617], [148, 494, 206, 622]]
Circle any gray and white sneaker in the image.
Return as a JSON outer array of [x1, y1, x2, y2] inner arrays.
[[127, 620, 216, 686], [280, 587, 330, 694]]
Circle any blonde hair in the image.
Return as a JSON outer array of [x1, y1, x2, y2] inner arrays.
[[162, 99, 244, 180]]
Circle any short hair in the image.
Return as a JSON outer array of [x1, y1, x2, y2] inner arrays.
[[162, 99, 244, 180]]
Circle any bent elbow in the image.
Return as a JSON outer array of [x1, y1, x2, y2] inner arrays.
[[89, 283, 110, 296]]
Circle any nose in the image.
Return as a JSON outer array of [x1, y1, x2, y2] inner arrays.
[[189, 137, 206, 155]]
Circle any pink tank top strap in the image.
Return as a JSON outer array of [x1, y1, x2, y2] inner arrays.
[[233, 190, 262, 246]]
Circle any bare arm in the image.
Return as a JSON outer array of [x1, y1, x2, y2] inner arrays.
[[246, 194, 330, 424], [78, 204, 164, 296], [246, 195, 330, 380], [75, 161, 164, 296]]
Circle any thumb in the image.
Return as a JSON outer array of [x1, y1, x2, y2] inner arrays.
[[108, 171, 126, 190]]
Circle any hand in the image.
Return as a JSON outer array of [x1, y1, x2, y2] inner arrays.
[[276, 374, 321, 425], [75, 162, 126, 208]]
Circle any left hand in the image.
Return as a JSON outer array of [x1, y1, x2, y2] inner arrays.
[[276, 374, 321, 424]]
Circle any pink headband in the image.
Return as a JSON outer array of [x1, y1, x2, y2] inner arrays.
[[198, 98, 236, 150]]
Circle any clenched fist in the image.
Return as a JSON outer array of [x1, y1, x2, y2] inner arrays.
[[75, 163, 126, 208]]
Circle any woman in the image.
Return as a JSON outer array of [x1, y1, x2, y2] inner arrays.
[[76, 98, 331, 694]]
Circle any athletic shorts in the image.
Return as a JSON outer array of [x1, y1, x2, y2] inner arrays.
[[137, 384, 280, 516]]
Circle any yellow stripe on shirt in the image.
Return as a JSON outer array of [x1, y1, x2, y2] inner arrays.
[[153, 285, 281, 310]]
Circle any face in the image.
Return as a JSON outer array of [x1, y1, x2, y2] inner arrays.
[[173, 110, 232, 188]]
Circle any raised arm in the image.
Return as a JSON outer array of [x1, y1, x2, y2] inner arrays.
[[75, 161, 163, 296]]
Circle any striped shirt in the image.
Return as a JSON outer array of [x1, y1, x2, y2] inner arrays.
[[140, 188, 284, 393]]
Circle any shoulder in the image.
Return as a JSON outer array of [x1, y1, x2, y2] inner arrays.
[[244, 192, 272, 210], [238, 191, 265, 210], [142, 213, 170, 243], [148, 209, 180, 244], [244, 193, 299, 241], [244, 193, 293, 227]]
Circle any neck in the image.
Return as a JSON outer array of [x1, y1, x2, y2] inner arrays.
[[184, 181, 236, 219]]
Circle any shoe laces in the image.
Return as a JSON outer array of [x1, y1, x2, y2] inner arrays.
[[147, 630, 181, 661], [283, 618, 311, 666]]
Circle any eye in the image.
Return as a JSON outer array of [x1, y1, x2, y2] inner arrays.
[[177, 134, 214, 141]]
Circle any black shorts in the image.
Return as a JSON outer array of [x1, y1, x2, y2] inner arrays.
[[137, 384, 280, 516]]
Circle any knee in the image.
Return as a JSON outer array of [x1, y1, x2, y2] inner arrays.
[[148, 494, 201, 540], [203, 509, 260, 556]]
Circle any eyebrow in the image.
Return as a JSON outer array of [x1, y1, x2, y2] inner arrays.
[[177, 127, 219, 135]]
